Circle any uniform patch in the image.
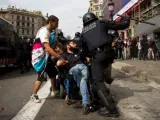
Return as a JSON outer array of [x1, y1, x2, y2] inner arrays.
[[44, 36, 49, 40], [82, 22, 97, 33]]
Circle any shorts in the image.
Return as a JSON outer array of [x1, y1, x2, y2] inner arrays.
[[37, 60, 58, 81]]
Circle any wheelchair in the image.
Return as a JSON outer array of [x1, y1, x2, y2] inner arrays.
[[50, 65, 102, 112]]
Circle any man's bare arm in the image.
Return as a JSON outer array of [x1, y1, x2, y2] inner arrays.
[[43, 42, 59, 58]]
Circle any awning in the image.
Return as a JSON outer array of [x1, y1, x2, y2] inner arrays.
[[113, 0, 139, 21]]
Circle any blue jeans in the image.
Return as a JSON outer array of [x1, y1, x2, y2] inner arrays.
[[69, 64, 90, 105]]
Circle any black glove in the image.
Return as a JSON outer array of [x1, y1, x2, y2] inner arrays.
[[119, 14, 130, 22], [100, 20, 115, 24], [124, 14, 130, 21]]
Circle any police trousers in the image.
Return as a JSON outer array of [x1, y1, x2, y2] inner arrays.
[[91, 50, 115, 111]]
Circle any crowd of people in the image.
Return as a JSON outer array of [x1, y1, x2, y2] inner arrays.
[[113, 34, 160, 60]]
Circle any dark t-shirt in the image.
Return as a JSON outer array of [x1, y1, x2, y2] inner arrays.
[[61, 48, 86, 69]]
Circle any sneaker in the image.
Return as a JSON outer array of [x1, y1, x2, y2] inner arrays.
[[31, 94, 41, 103], [51, 91, 59, 97]]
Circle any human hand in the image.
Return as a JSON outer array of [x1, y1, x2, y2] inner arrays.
[[86, 57, 92, 63], [56, 59, 68, 66]]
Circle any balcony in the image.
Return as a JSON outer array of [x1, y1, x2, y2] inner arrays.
[[140, 2, 160, 21], [92, 0, 104, 6]]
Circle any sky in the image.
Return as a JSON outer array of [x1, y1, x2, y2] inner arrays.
[[0, 0, 89, 38]]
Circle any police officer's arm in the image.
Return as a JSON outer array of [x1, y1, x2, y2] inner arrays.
[[101, 16, 130, 30], [80, 35, 92, 63]]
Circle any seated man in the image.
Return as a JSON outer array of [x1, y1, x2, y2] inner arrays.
[[56, 40, 90, 115]]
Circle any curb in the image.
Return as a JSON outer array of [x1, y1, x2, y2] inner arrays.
[[112, 61, 160, 84]]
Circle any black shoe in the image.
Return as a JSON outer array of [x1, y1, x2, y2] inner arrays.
[[72, 101, 83, 108], [105, 78, 114, 85], [83, 104, 90, 115], [65, 99, 77, 105], [98, 107, 120, 118]]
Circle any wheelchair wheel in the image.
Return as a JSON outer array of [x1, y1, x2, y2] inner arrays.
[[60, 84, 65, 99]]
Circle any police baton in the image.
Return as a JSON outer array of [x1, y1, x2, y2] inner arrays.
[[117, 14, 156, 26]]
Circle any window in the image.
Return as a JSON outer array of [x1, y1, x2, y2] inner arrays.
[[17, 22, 19, 26], [96, 12, 99, 16], [32, 24, 34, 28], [27, 23, 30, 27], [17, 16, 20, 20], [22, 22, 25, 26], [22, 16, 25, 21], [99, 6, 103, 10], [32, 18, 34, 22], [27, 30, 30, 35], [22, 29, 24, 34], [95, 6, 98, 11], [27, 17, 29, 21], [32, 30, 34, 35]]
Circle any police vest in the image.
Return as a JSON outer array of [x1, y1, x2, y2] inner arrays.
[[82, 20, 112, 52]]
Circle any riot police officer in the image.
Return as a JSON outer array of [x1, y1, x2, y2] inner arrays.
[[73, 32, 82, 47], [57, 30, 67, 45], [80, 12, 130, 117]]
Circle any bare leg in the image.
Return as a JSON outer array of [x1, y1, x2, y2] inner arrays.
[[32, 81, 42, 94], [50, 77, 57, 92]]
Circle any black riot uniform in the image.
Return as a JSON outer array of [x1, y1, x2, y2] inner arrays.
[[80, 12, 130, 117], [57, 31, 67, 45], [73, 32, 82, 47]]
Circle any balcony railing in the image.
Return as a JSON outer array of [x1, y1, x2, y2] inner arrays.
[[140, 2, 160, 21]]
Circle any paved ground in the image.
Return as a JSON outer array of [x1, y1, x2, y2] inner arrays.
[[115, 60, 160, 76], [1, 68, 160, 120], [0, 69, 37, 120], [35, 70, 160, 120], [112, 60, 160, 84]]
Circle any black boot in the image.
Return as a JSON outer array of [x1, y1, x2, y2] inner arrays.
[[105, 78, 114, 85], [83, 104, 90, 115], [98, 107, 119, 117], [97, 90, 119, 118]]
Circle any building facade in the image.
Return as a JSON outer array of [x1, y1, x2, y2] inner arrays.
[[112, 0, 160, 39], [103, 0, 123, 20], [0, 6, 46, 39], [89, 0, 105, 20]]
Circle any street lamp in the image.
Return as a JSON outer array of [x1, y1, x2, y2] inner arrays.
[[108, 0, 115, 22]]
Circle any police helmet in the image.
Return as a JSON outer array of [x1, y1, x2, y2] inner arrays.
[[75, 32, 81, 37], [57, 29, 63, 36], [82, 12, 98, 26]]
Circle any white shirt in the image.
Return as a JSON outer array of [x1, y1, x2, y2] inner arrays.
[[35, 26, 51, 59], [137, 41, 142, 49], [36, 26, 50, 43]]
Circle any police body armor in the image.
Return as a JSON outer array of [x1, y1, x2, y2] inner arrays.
[[73, 36, 82, 47], [57, 36, 67, 45], [82, 20, 112, 52]]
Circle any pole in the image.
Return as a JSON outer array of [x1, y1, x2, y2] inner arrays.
[[110, 11, 114, 22]]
